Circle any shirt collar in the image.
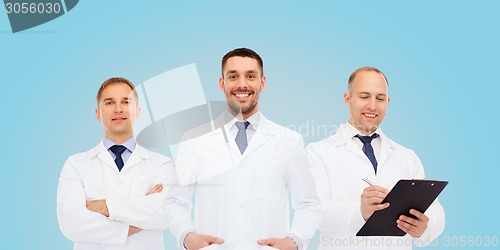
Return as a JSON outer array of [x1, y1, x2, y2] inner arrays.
[[226, 111, 261, 131], [103, 136, 136, 152], [345, 121, 382, 139]]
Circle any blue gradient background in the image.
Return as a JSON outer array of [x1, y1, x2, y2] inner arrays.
[[1, 1, 498, 249]]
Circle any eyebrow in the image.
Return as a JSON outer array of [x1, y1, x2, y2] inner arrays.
[[226, 70, 258, 74], [358, 92, 387, 97], [102, 97, 132, 102]]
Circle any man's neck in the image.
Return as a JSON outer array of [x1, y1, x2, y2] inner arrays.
[[348, 120, 377, 136], [228, 107, 258, 120], [106, 134, 133, 145]]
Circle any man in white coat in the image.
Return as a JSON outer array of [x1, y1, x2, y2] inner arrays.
[[168, 48, 321, 250], [306, 67, 445, 250], [57, 77, 177, 250]]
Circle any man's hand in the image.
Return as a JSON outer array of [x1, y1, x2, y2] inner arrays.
[[147, 184, 163, 195], [397, 209, 429, 238], [257, 237, 297, 250], [360, 185, 390, 221], [128, 225, 142, 236], [86, 200, 109, 217], [124, 185, 162, 237], [184, 232, 224, 250]]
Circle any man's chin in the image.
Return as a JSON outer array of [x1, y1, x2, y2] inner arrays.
[[359, 124, 379, 133]]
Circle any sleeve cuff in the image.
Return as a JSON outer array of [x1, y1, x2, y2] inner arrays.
[[106, 198, 118, 220], [286, 234, 304, 250], [180, 229, 196, 250], [349, 206, 366, 234]]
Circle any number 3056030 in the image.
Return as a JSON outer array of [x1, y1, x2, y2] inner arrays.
[[5, 2, 62, 14]]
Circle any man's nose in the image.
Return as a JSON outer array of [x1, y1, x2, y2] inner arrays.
[[236, 76, 248, 88], [114, 104, 123, 113], [368, 98, 377, 110]]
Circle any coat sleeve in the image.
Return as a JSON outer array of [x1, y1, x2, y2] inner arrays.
[[286, 136, 322, 246], [306, 142, 364, 235], [166, 139, 197, 249], [408, 150, 446, 246], [57, 157, 129, 245], [106, 158, 175, 230]]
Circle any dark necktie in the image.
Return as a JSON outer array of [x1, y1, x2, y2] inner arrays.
[[110, 145, 127, 171], [235, 121, 250, 154], [355, 133, 379, 173]]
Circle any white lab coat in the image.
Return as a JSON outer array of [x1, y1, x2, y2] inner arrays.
[[168, 114, 321, 250], [57, 141, 176, 250], [306, 123, 445, 250]]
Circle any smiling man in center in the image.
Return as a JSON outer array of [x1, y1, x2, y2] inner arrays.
[[168, 48, 321, 250]]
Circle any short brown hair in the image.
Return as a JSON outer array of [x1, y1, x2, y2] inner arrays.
[[221, 48, 264, 76], [96, 77, 138, 105], [348, 67, 388, 91]]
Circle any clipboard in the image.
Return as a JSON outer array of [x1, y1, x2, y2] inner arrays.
[[356, 179, 448, 236]]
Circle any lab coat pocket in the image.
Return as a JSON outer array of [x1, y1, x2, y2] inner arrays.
[[253, 169, 284, 202]]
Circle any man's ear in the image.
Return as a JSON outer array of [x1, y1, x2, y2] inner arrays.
[[136, 106, 141, 120], [260, 76, 266, 92], [95, 107, 102, 122], [344, 92, 350, 105], [218, 77, 225, 92]]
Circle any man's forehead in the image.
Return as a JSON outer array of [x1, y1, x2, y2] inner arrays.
[[102, 96, 132, 99], [100, 93, 135, 102], [224, 57, 260, 69]]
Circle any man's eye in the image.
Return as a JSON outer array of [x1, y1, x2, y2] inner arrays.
[[228, 75, 237, 79], [105, 101, 113, 105], [248, 75, 255, 79], [124, 101, 130, 105], [360, 96, 369, 99]]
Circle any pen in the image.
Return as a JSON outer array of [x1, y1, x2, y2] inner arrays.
[[362, 178, 374, 186]]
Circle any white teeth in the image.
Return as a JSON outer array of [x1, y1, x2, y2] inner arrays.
[[364, 114, 376, 118], [235, 93, 249, 98]]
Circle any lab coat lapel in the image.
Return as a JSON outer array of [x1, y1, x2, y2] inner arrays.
[[240, 116, 271, 159], [377, 132, 395, 168], [217, 124, 242, 160], [232, 114, 274, 160], [94, 142, 118, 171], [122, 145, 151, 172], [337, 124, 367, 159], [346, 140, 368, 159]]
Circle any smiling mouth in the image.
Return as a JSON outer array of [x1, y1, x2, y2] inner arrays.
[[234, 92, 251, 98], [363, 113, 377, 118], [112, 117, 127, 121]]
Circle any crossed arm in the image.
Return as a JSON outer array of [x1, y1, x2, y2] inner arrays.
[[86, 184, 164, 236], [57, 158, 172, 245]]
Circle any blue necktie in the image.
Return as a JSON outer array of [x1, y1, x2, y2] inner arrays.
[[110, 145, 127, 171], [235, 121, 250, 154], [355, 133, 379, 173]]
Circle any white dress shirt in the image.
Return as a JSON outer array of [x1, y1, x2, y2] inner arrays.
[[228, 111, 260, 143]]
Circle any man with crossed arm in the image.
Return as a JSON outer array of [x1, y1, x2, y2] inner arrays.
[[57, 77, 178, 249]]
